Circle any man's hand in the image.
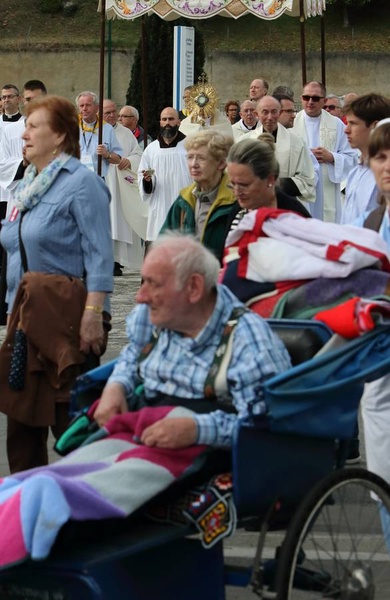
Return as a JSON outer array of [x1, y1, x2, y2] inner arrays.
[[118, 157, 131, 171], [311, 147, 334, 164], [142, 168, 154, 182], [94, 383, 128, 427], [141, 417, 198, 449]]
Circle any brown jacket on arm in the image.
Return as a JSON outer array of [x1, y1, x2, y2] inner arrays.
[[0, 273, 87, 427]]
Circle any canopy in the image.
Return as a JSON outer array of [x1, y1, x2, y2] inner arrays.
[[102, 0, 325, 21]]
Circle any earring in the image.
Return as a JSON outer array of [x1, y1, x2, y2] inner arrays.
[[268, 183, 272, 188], [53, 147, 57, 156]]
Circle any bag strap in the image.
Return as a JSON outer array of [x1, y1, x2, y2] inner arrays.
[[18, 211, 29, 272], [363, 204, 386, 232]]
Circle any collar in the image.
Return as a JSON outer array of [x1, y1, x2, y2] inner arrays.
[[3, 112, 22, 122]]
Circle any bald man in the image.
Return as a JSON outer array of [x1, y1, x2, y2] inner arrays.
[[249, 95, 316, 203]]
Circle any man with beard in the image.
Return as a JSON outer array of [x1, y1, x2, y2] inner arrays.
[[138, 107, 192, 246]]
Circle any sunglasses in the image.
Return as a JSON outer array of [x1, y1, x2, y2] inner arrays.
[[302, 95, 324, 102], [324, 105, 338, 111]]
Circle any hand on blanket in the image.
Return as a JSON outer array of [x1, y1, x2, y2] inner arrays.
[[141, 417, 198, 449], [94, 383, 128, 427]]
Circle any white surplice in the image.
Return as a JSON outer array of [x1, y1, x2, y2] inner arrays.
[[105, 122, 144, 269], [293, 109, 358, 222], [138, 138, 192, 241], [0, 118, 25, 211]]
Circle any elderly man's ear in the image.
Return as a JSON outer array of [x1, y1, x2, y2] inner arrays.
[[186, 273, 206, 303]]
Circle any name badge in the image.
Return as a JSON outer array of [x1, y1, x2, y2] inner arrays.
[[81, 153, 95, 172]]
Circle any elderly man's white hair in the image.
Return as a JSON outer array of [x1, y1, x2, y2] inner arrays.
[[150, 232, 220, 292], [75, 91, 99, 106]]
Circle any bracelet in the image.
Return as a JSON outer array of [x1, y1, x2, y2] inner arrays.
[[85, 305, 103, 314], [107, 152, 111, 160]]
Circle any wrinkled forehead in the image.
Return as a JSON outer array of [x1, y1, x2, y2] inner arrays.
[[258, 99, 280, 112], [78, 95, 96, 106]]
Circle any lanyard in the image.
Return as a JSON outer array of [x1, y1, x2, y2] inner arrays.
[[81, 120, 98, 151]]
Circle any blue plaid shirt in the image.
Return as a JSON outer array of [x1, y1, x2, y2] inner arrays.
[[108, 284, 291, 447]]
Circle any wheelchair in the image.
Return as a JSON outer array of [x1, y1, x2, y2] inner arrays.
[[0, 319, 389, 599]]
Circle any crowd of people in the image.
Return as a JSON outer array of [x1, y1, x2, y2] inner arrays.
[[0, 77, 389, 555]]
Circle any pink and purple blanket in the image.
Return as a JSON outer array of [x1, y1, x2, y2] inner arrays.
[[0, 406, 208, 569]]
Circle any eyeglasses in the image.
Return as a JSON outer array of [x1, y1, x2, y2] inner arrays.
[[280, 109, 296, 114], [103, 110, 116, 115], [302, 95, 324, 102], [119, 114, 135, 119], [324, 105, 338, 111], [1, 94, 18, 101]]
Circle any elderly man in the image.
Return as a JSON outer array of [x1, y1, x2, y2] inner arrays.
[[76, 91, 122, 178], [293, 81, 358, 222], [138, 107, 192, 245], [102, 99, 143, 275], [232, 100, 259, 141], [324, 94, 344, 120], [95, 234, 291, 447], [249, 95, 316, 203], [274, 94, 296, 129], [341, 93, 390, 225], [118, 105, 153, 150], [249, 78, 268, 103]]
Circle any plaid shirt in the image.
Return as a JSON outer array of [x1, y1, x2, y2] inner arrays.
[[108, 285, 291, 447]]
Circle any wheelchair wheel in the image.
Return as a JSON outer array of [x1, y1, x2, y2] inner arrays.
[[275, 468, 390, 599]]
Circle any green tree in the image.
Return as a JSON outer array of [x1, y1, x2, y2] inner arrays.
[[326, 0, 376, 27], [126, 15, 205, 139]]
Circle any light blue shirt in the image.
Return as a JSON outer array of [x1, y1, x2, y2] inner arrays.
[[108, 284, 291, 447], [1, 157, 114, 312], [341, 163, 379, 225], [79, 121, 123, 178]]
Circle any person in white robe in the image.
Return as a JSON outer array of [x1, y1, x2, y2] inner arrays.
[[293, 81, 358, 222], [341, 93, 390, 224], [231, 100, 260, 142], [0, 84, 23, 211], [138, 107, 192, 243], [0, 81, 47, 217], [248, 96, 316, 204], [102, 99, 144, 271]]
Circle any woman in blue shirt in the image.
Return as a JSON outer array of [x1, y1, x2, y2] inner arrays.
[[0, 95, 113, 472]]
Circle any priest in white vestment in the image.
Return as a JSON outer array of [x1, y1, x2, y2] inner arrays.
[[248, 96, 316, 204], [231, 100, 260, 142], [138, 107, 192, 242], [293, 81, 358, 222], [103, 100, 144, 271]]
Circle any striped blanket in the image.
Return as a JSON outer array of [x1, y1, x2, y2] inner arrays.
[[0, 406, 208, 569]]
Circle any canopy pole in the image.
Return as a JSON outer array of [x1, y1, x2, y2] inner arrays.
[[98, 0, 106, 176], [299, 0, 307, 87], [321, 14, 326, 86], [141, 16, 149, 149]]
